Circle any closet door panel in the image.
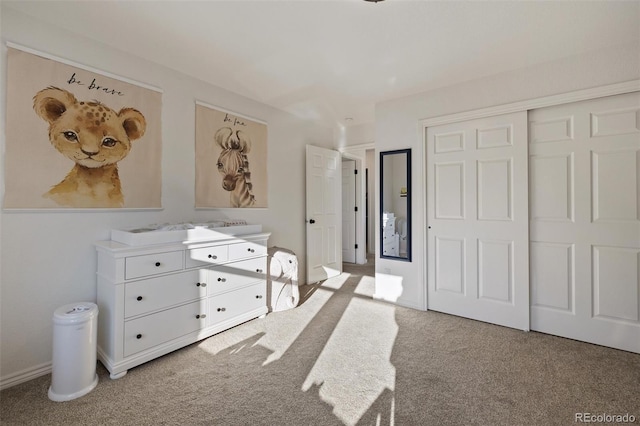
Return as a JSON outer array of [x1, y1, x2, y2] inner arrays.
[[529, 91, 640, 354], [426, 111, 529, 331]]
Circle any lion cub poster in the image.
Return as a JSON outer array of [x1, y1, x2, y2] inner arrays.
[[4, 47, 162, 209]]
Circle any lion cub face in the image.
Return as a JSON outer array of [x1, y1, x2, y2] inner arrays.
[[32, 87, 147, 207], [33, 87, 146, 169]]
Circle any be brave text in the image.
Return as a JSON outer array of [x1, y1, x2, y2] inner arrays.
[[67, 73, 125, 96]]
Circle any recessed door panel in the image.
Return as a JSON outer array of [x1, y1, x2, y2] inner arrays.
[[530, 154, 573, 222], [434, 131, 465, 153], [478, 239, 512, 303], [477, 159, 512, 221], [327, 225, 338, 264], [435, 237, 465, 294], [308, 227, 323, 270], [592, 149, 639, 222], [310, 174, 323, 215], [477, 125, 512, 149], [530, 242, 573, 312], [530, 116, 574, 144], [593, 246, 639, 323], [591, 107, 640, 137], [325, 176, 337, 214], [435, 162, 464, 219]]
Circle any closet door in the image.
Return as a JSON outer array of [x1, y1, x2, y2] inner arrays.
[[529, 92, 640, 353], [426, 111, 529, 331]]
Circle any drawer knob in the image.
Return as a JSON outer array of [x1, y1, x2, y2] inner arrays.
[[155, 262, 161, 267], [256, 268, 263, 273], [255, 295, 263, 299], [196, 314, 207, 319], [136, 296, 143, 301], [217, 277, 226, 282], [217, 307, 226, 312], [208, 254, 217, 259], [247, 248, 255, 253], [136, 334, 142, 339], [196, 282, 207, 287]]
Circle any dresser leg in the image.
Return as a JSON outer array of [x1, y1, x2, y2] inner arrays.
[[110, 370, 127, 380]]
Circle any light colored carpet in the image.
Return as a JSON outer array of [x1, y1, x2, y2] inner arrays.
[[1, 259, 639, 425]]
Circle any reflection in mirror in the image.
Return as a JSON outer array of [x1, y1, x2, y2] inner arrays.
[[380, 149, 411, 261]]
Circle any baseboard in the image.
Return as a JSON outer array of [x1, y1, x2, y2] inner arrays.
[[373, 294, 426, 311], [0, 362, 51, 391], [394, 297, 426, 311]]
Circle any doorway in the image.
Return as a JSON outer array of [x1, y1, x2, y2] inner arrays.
[[339, 145, 375, 265]]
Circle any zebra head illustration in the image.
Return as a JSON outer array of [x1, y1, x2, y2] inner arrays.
[[214, 127, 256, 208]]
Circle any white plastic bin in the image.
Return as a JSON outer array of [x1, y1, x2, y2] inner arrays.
[[48, 302, 99, 402]]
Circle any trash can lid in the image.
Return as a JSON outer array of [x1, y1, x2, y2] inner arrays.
[[53, 302, 98, 324]]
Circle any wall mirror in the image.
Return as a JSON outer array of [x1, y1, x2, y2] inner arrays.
[[380, 149, 411, 261]]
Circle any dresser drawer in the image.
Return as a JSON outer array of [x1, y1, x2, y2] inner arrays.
[[124, 300, 206, 357], [209, 282, 265, 325], [206, 257, 266, 295], [125, 251, 183, 280], [124, 270, 208, 318], [228, 240, 267, 261], [187, 245, 229, 266]]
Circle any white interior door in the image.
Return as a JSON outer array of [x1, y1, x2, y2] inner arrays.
[[342, 160, 357, 263], [529, 92, 640, 353], [306, 145, 342, 283], [426, 111, 529, 331]]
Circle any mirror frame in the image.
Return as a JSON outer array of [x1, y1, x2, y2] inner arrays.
[[379, 148, 412, 262]]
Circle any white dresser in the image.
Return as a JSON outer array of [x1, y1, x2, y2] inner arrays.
[[95, 232, 270, 379]]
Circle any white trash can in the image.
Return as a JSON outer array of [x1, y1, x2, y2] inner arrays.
[[48, 302, 99, 402]]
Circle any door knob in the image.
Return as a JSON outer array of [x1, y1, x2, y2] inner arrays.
[[309, 219, 316, 224]]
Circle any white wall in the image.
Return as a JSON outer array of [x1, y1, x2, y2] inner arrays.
[[366, 149, 375, 255], [374, 41, 640, 310], [0, 8, 334, 387], [337, 122, 374, 150]]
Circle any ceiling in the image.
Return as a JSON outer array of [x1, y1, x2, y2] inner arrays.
[[4, 0, 639, 130]]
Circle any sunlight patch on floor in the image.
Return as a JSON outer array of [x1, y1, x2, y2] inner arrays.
[[197, 285, 335, 361], [257, 286, 337, 365], [354, 274, 376, 297], [320, 271, 351, 289], [301, 296, 398, 426]]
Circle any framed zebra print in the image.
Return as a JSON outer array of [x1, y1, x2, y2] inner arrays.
[[194, 102, 268, 208]]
